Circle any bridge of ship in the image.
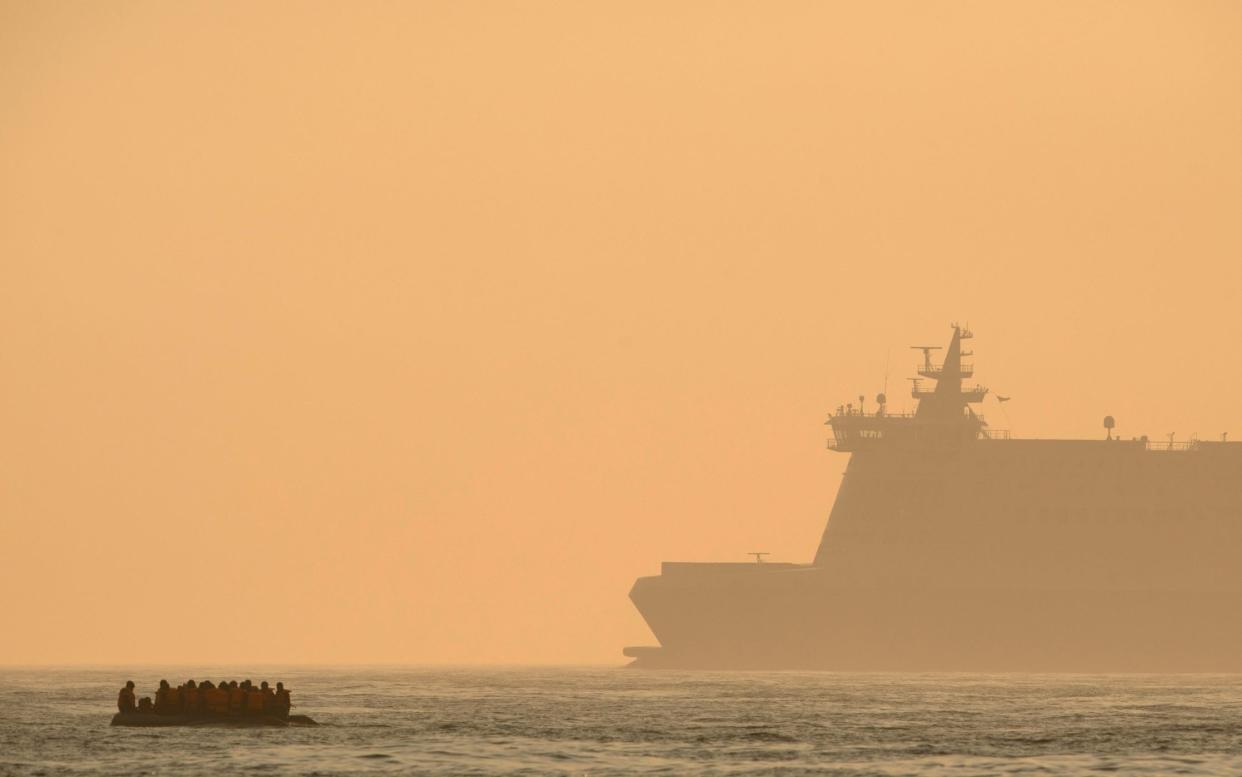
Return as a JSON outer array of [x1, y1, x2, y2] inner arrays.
[[823, 324, 1228, 453]]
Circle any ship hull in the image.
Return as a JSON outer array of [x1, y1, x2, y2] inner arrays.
[[628, 573, 1242, 671], [627, 439, 1242, 671]]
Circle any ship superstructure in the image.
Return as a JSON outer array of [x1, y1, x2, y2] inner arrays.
[[826, 324, 994, 450], [625, 325, 1242, 671]]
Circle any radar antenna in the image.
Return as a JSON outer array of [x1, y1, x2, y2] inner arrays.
[[748, 552, 769, 564], [909, 345, 942, 372]]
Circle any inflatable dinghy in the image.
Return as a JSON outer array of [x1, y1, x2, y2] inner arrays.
[[111, 712, 318, 727]]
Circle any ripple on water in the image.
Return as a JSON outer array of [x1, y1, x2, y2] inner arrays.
[[3, 669, 1242, 775]]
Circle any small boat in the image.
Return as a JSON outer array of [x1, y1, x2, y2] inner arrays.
[[111, 712, 318, 727]]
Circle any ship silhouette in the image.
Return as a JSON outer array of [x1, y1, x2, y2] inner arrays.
[[625, 325, 1242, 671]]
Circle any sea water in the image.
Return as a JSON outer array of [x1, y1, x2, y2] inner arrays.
[[2, 667, 1241, 775]]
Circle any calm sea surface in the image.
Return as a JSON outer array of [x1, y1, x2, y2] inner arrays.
[[2, 667, 1240, 775]]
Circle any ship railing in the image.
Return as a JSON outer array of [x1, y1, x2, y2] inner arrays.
[[1144, 440, 1199, 452], [828, 410, 918, 420], [917, 362, 974, 375], [979, 429, 1011, 440], [912, 385, 988, 399]]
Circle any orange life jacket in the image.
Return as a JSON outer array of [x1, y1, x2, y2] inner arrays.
[[117, 688, 136, 712], [274, 688, 291, 708], [228, 687, 245, 714], [246, 689, 265, 713], [168, 687, 182, 709], [184, 687, 200, 709], [205, 688, 229, 714]]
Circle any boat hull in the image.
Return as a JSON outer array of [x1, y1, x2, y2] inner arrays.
[[110, 712, 317, 727]]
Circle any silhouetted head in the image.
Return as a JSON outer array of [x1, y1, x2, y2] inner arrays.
[[200, 680, 214, 689], [260, 681, 269, 690], [276, 682, 284, 691], [125, 681, 135, 689], [159, 679, 169, 689], [186, 679, 196, 688]]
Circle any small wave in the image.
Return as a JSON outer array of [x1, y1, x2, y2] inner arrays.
[[743, 730, 800, 743]]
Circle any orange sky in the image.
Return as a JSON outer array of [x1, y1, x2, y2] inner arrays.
[[2, 1, 1240, 665]]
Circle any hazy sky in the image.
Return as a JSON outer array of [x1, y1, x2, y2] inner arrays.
[[2, 1, 1240, 664]]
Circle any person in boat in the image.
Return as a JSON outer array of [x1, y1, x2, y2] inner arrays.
[[204, 681, 229, 717], [183, 680, 201, 716], [137, 696, 154, 713], [117, 681, 137, 715], [273, 682, 291, 718], [245, 681, 266, 716], [154, 680, 173, 714], [260, 681, 275, 709], [228, 680, 246, 717], [197, 680, 214, 714]]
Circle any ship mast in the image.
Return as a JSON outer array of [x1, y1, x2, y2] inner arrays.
[[826, 324, 990, 451], [911, 324, 988, 423]]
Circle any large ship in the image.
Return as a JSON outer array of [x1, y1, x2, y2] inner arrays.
[[625, 325, 1242, 671]]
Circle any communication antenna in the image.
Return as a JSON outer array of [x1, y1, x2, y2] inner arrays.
[[748, 552, 769, 564], [883, 349, 891, 398], [1103, 415, 1115, 441]]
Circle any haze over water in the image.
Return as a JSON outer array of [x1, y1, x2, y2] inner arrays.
[[4, 667, 1241, 776], [4, 1, 1242, 668], [5, 3, 1242, 774]]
